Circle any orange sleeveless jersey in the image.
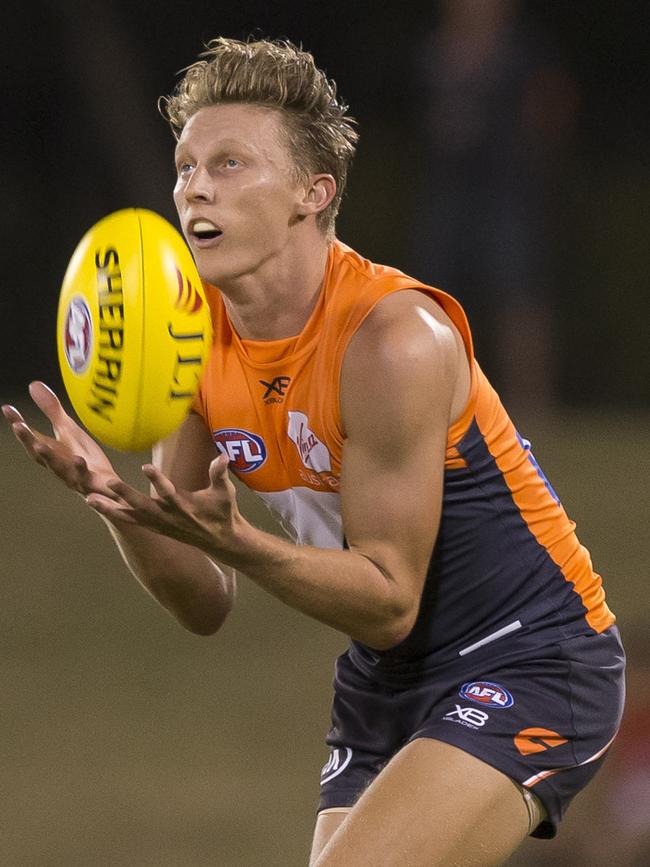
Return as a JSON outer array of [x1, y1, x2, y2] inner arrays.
[[194, 241, 614, 666]]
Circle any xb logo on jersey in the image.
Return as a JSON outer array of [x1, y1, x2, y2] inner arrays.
[[259, 376, 291, 404]]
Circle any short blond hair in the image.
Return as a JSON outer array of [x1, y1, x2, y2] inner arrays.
[[160, 37, 358, 238]]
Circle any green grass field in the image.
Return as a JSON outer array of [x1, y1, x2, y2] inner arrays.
[[1, 405, 648, 865]]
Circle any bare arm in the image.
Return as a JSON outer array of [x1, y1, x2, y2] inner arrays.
[[104, 413, 236, 635], [86, 291, 469, 649], [2, 384, 234, 635]]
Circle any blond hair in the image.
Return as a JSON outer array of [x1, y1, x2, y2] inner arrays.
[[160, 37, 358, 238]]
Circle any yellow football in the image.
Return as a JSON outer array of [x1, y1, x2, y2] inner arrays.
[[57, 208, 213, 451]]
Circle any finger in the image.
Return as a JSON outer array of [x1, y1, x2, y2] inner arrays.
[[20, 431, 111, 496], [25, 434, 87, 484], [106, 477, 156, 509], [11, 419, 38, 445], [10, 421, 50, 466], [28, 381, 69, 427], [23, 431, 73, 476], [208, 453, 230, 487], [142, 464, 178, 499], [85, 494, 140, 523], [71, 456, 122, 499], [2, 404, 25, 424]]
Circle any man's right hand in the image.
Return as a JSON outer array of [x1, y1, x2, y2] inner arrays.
[[2, 381, 118, 499], [4, 385, 235, 634]]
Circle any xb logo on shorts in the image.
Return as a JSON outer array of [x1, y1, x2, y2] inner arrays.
[[443, 705, 490, 729], [213, 428, 267, 473], [320, 747, 353, 785], [459, 681, 514, 709]]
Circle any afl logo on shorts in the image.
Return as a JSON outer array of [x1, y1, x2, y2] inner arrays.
[[459, 681, 514, 709], [63, 296, 93, 374], [213, 428, 267, 473]]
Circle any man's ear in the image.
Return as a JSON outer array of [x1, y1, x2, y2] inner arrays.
[[296, 174, 337, 217]]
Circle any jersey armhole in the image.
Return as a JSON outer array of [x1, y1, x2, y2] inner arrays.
[[329, 283, 479, 450], [447, 359, 479, 447]]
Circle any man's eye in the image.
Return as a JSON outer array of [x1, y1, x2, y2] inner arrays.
[[178, 163, 193, 175], [224, 159, 239, 168]]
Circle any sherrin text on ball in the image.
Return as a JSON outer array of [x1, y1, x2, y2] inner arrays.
[[57, 208, 213, 451]]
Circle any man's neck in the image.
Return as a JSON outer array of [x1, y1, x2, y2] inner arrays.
[[218, 237, 331, 341]]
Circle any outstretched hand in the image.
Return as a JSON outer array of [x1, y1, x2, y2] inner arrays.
[[2, 382, 118, 499], [85, 453, 242, 554], [3, 382, 244, 553]]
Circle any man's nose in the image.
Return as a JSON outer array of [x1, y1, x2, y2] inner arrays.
[[183, 166, 214, 202]]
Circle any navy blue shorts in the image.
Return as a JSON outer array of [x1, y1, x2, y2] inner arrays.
[[318, 627, 625, 838]]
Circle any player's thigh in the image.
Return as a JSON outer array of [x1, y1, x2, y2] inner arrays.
[[309, 808, 350, 866], [312, 738, 532, 867]]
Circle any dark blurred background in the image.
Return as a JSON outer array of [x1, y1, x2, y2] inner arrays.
[[2, 0, 649, 408], [1, 1, 649, 864]]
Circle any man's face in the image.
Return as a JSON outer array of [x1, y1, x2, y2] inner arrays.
[[173, 103, 306, 285]]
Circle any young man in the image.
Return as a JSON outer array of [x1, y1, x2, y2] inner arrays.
[[3, 38, 624, 865]]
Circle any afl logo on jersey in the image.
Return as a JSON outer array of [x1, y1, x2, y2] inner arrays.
[[213, 428, 267, 473], [459, 681, 514, 708]]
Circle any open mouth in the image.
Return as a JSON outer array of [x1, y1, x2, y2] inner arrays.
[[190, 219, 223, 242]]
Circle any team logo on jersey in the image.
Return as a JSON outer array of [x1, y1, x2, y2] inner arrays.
[[64, 296, 93, 374], [287, 411, 332, 473], [213, 428, 267, 473], [459, 681, 514, 709], [514, 728, 568, 756], [320, 747, 353, 785]]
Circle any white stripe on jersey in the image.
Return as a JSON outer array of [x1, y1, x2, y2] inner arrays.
[[458, 620, 523, 656], [255, 487, 344, 549]]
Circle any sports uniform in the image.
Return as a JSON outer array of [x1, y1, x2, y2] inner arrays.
[[193, 240, 625, 837]]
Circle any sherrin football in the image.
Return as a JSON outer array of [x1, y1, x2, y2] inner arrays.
[[57, 208, 213, 451]]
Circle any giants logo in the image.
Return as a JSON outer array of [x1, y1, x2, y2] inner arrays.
[[64, 296, 93, 374], [213, 429, 267, 473], [459, 681, 514, 709], [515, 728, 569, 756]]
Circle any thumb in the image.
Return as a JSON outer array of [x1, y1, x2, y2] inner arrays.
[[208, 453, 230, 487]]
